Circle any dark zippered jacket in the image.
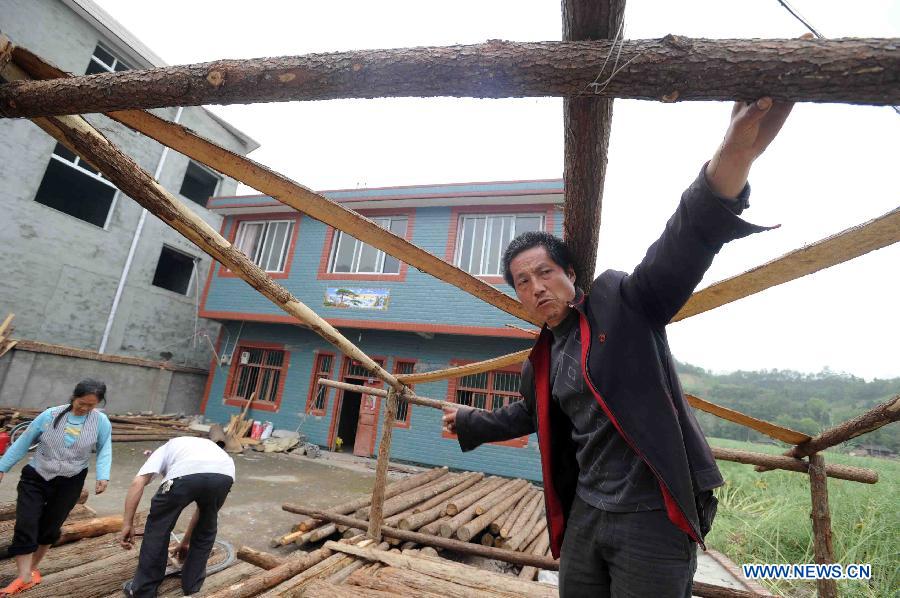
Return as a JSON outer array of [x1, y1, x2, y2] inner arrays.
[[456, 167, 771, 558]]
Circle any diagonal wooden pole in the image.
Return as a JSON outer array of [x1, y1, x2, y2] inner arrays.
[[2, 38, 899, 117], [0, 61, 400, 391], [7, 43, 537, 325]]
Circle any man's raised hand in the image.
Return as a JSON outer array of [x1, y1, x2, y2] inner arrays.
[[441, 405, 459, 434]]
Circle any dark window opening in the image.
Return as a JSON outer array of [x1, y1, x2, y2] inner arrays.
[[85, 44, 130, 75], [180, 162, 221, 206], [230, 347, 285, 403], [34, 156, 116, 227], [152, 246, 195, 295]]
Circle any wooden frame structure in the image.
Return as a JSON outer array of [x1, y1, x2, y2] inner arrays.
[[2, 7, 898, 593]]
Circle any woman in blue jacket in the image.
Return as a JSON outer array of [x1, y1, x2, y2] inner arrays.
[[0, 379, 112, 595]]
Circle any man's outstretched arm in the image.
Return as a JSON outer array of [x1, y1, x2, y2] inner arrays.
[[443, 399, 535, 452]]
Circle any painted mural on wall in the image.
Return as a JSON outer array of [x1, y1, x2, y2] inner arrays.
[[324, 287, 391, 310]]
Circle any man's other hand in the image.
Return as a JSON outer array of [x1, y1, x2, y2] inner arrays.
[[442, 405, 460, 434], [707, 96, 794, 198], [119, 524, 135, 550]]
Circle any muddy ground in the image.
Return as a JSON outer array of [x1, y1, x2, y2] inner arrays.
[[0, 441, 385, 554]]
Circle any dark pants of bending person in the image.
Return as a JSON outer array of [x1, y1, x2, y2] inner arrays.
[[559, 495, 697, 598], [8, 465, 88, 556], [131, 473, 232, 597]]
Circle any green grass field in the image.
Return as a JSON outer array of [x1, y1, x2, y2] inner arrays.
[[706, 438, 899, 597]]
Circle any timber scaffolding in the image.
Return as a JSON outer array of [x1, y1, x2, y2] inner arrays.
[[0, 4, 898, 594]]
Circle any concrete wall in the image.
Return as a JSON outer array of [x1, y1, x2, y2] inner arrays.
[[201, 322, 542, 481], [0, 0, 257, 370], [0, 346, 207, 414]]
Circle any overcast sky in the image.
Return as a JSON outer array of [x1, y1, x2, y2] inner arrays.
[[94, 0, 900, 380]]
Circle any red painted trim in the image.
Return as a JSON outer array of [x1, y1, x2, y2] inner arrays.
[[218, 213, 301, 280], [199, 327, 225, 414], [444, 204, 557, 279], [195, 310, 535, 339], [327, 356, 386, 449], [207, 200, 283, 209], [222, 341, 290, 413], [305, 351, 336, 416], [317, 208, 415, 282], [442, 359, 528, 449], [199, 217, 229, 315], [530, 330, 566, 558], [575, 312, 701, 546], [391, 358, 417, 428]]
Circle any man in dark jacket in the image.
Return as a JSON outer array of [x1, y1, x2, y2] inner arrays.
[[442, 97, 793, 597]]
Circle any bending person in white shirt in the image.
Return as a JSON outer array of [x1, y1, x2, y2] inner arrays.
[[118, 431, 235, 597]]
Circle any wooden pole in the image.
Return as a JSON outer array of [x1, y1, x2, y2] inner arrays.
[[674, 208, 900, 323], [2, 38, 899, 117], [757, 395, 900, 472], [712, 447, 877, 484], [235, 546, 285, 570], [395, 349, 532, 385], [561, 0, 625, 291], [289, 506, 559, 569], [204, 547, 333, 598], [808, 454, 838, 598], [318, 378, 454, 410], [367, 388, 399, 541], [688, 394, 810, 445], [456, 483, 530, 541], [0, 63, 400, 392]]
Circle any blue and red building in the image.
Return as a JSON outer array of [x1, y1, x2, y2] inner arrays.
[[199, 179, 564, 480]]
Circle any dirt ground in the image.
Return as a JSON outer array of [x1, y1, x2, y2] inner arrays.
[[0, 441, 385, 554]]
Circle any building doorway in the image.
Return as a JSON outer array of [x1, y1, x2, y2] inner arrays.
[[335, 389, 361, 453], [329, 357, 385, 456]]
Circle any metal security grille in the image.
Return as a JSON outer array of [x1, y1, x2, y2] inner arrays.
[[311, 354, 335, 412], [456, 368, 522, 411], [231, 347, 285, 402], [393, 361, 416, 423]]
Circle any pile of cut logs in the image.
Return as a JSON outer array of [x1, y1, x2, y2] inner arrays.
[[0, 407, 202, 442], [276, 467, 552, 581]]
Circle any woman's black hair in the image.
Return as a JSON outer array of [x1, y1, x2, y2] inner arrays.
[[54, 378, 107, 429], [501, 231, 576, 287]]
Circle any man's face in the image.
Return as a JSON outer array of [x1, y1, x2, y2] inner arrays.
[[509, 246, 576, 328]]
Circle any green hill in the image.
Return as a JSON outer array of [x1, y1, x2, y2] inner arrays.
[[676, 362, 900, 452]]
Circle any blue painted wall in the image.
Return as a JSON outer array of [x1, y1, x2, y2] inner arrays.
[[202, 204, 563, 331], [203, 322, 543, 481]]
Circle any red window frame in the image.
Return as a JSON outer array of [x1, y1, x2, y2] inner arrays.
[[218, 213, 301, 280], [223, 341, 290, 413], [443, 360, 528, 448], [392, 359, 417, 428], [317, 208, 415, 282], [306, 351, 336, 416]]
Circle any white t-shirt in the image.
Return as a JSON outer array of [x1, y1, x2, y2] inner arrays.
[[138, 437, 235, 483]]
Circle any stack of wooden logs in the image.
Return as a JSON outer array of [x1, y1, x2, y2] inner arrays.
[[277, 467, 552, 581], [0, 407, 203, 442]]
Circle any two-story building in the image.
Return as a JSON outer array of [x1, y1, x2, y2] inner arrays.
[[200, 180, 564, 480]]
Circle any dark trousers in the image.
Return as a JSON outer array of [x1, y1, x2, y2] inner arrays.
[[8, 465, 87, 557], [131, 473, 232, 597], [559, 495, 697, 598]]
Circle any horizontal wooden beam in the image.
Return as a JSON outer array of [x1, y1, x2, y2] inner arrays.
[[711, 446, 877, 484], [0, 61, 400, 391], [757, 395, 900, 472], [1, 38, 898, 119], [285, 507, 559, 569], [396, 349, 532, 385], [5, 44, 537, 326], [673, 206, 900, 322], [687, 394, 810, 445], [317, 378, 454, 411]]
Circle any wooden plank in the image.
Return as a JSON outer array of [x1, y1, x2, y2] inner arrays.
[[808, 454, 838, 598], [318, 379, 454, 411], [2, 38, 899, 117], [687, 394, 810, 444], [0, 64, 401, 393], [562, 0, 625, 290], [368, 389, 399, 541], [0, 313, 14, 338], [3, 44, 537, 327], [673, 206, 900, 322]]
